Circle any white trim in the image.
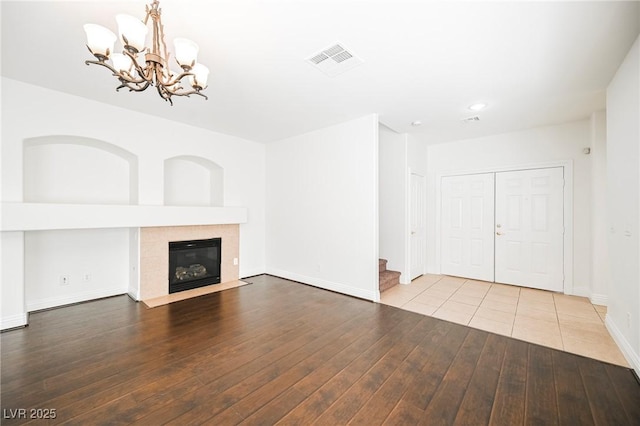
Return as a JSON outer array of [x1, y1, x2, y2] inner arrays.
[[1, 203, 247, 231], [571, 286, 590, 299], [1, 313, 29, 330], [403, 167, 427, 284], [26, 288, 126, 312], [128, 228, 141, 301], [435, 160, 574, 295], [266, 267, 379, 302], [590, 293, 608, 306], [402, 167, 412, 285], [606, 315, 640, 373], [240, 268, 268, 279]]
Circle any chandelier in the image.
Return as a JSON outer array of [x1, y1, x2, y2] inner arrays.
[[83, 0, 209, 105]]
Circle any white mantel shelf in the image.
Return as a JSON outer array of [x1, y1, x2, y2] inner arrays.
[[1, 203, 247, 231]]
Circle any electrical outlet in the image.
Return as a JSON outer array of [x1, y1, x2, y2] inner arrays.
[[60, 275, 70, 286], [83, 274, 92, 282], [233, 258, 238, 266]]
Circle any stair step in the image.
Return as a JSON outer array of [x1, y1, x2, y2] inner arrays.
[[379, 258, 388, 273], [379, 269, 400, 292]]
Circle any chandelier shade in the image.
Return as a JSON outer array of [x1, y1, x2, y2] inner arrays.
[[84, 0, 208, 105], [190, 63, 210, 89], [174, 38, 199, 69], [115, 14, 148, 53], [83, 24, 117, 59], [111, 53, 134, 73]]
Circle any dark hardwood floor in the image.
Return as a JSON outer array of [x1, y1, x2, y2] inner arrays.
[[2, 274, 639, 425]]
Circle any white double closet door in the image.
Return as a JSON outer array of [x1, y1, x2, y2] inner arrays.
[[441, 167, 564, 292]]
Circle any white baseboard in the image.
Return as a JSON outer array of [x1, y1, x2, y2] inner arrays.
[[589, 293, 608, 306], [128, 283, 140, 301], [240, 268, 267, 279], [569, 286, 590, 298], [605, 315, 640, 373], [26, 287, 127, 312], [1, 313, 29, 330], [266, 267, 378, 302]]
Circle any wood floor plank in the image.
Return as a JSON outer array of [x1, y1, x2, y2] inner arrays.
[[288, 314, 427, 425], [525, 344, 559, 425], [551, 350, 595, 426], [422, 329, 489, 424], [75, 302, 361, 424], [578, 356, 630, 425], [489, 338, 528, 426], [275, 309, 421, 425], [382, 400, 425, 425], [236, 387, 308, 425], [348, 319, 452, 425], [18, 299, 322, 422], [3, 291, 331, 415], [604, 363, 640, 423], [401, 323, 470, 411], [1, 275, 639, 425], [196, 307, 375, 423], [454, 333, 508, 425]]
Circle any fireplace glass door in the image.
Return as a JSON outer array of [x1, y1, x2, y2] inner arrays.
[[168, 238, 221, 293]]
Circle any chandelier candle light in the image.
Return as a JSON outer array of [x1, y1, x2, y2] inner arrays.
[[84, 0, 209, 105]]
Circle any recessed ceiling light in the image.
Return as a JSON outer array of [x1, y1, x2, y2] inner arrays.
[[411, 121, 422, 127], [468, 103, 487, 111]]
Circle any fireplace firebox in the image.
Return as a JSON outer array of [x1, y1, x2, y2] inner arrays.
[[168, 238, 221, 294]]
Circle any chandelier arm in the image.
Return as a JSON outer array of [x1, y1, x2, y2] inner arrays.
[[117, 80, 152, 92], [177, 90, 208, 100], [156, 84, 174, 105], [85, 59, 153, 89], [165, 71, 196, 87], [164, 87, 208, 100], [122, 49, 155, 84]]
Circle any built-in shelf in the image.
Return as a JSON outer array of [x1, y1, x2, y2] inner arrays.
[[0, 203, 247, 231]]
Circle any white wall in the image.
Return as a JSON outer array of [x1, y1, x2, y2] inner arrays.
[[1, 78, 266, 323], [164, 156, 224, 207], [379, 125, 408, 282], [23, 140, 133, 204], [605, 35, 640, 371], [590, 111, 609, 305], [24, 229, 130, 311], [407, 134, 428, 177], [426, 120, 593, 297], [266, 114, 379, 300]]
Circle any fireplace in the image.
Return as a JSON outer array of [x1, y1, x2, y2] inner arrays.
[[168, 237, 221, 294]]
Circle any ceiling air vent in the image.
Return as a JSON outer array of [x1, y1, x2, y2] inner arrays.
[[462, 116, 481, 124], [306, 43, 363, 77]]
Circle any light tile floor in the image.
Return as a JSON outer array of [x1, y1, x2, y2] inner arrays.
[[380, 274, 629, 367]]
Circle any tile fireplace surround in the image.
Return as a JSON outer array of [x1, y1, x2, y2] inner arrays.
[[139, 224, 240, 301]]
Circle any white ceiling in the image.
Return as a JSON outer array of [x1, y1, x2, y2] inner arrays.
[[1, 0, 639, 143]]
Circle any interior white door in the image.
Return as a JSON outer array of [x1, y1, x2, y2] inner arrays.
[[410, 173, 426, 280], [494, 167, 564, 291], [441, 173, 495, 282]]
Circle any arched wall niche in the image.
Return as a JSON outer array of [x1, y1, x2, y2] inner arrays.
[[23, 135, 139, 204], [164, 155, 224, 206]]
